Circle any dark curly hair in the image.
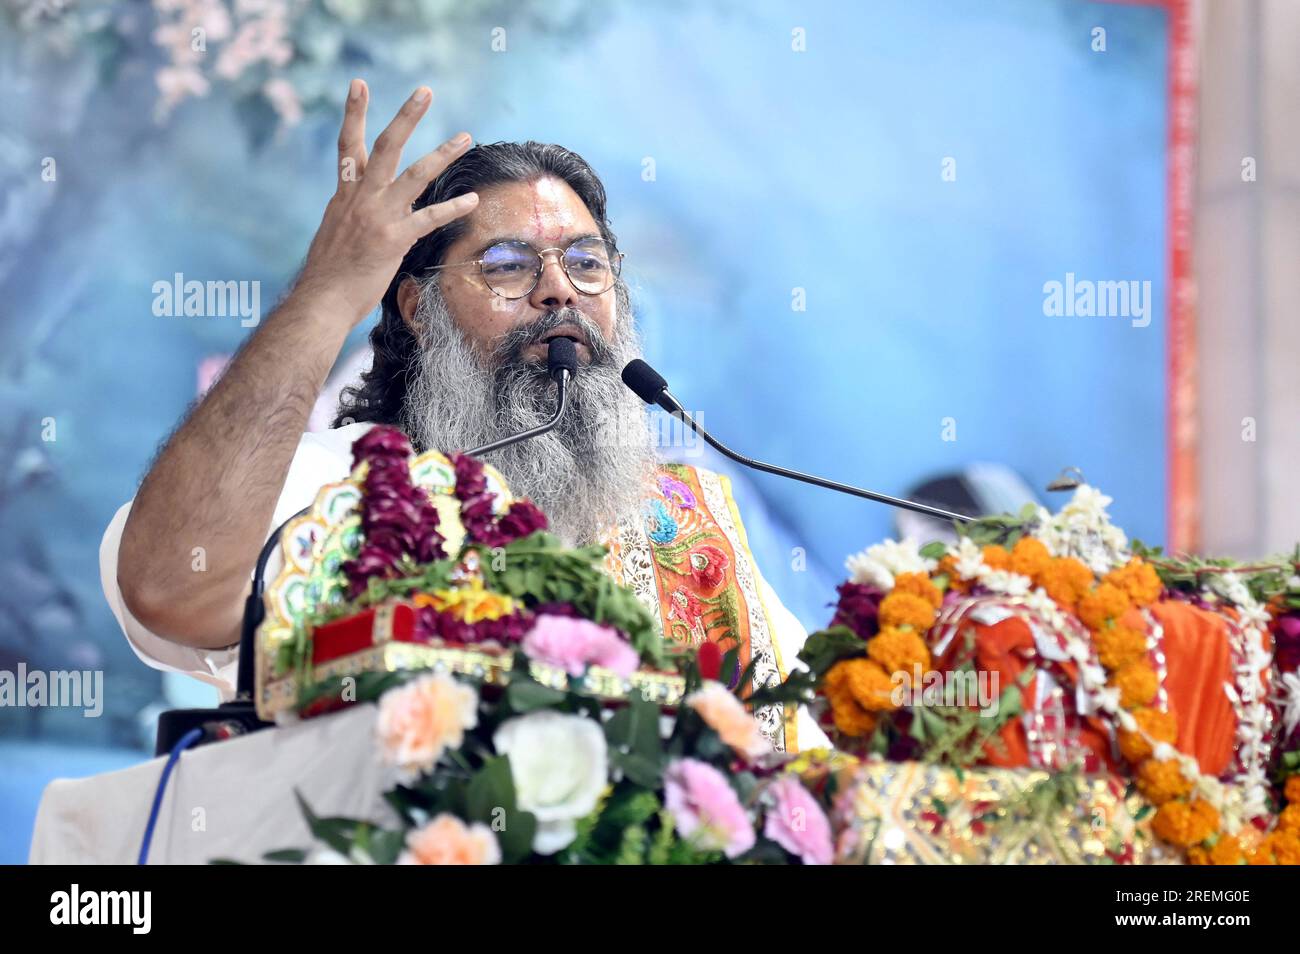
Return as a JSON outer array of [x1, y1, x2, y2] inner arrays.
[[333, 141, 621, 428]]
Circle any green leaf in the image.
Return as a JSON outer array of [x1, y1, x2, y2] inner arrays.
[[611, 749, 664, 788], [465, 756, 536, 863], [504, 677, 568, 713], [365, 828, 406, 865], [797, 626, 867, 674], [294, 790, 356, 856], [920, 541, 949, 560]]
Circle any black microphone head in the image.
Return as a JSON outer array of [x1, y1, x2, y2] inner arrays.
[[621, 359, 669, 406], [547, 336, 578, 380]]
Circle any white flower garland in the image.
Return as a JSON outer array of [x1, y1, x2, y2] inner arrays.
[[845, 538, 936, 591]]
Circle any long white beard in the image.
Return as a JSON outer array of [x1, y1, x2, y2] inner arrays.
[[399, 280, 658, 546]]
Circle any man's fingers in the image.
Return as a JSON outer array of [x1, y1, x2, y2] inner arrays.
[[393, 132, 473, 205], [336, 79, 369, 189], [404, 192, 480, 243], [365, 86, 433, 189]]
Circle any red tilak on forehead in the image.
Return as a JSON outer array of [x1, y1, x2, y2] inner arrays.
[[529, 195, 567, 244]]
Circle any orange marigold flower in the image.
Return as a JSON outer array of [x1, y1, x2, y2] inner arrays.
[[1272, 831, 1300, 865], [1111, 660, 1159, 708], [829, 696, 877, 737], [1284, 775, 1300, 805], [892, 572, 943, 610], [1078, 582, 1132, 631], [981, 545, 1012, 571], [1152, 799, 1217, 848], [1136, 758, 1193, 805], [1250, 830, 1300, 866], [823, 661, 878, 737], [1117, 707, 1178, 763], [1093, 624, 1149, 671], [1189, 798, 1219, 833], [1208, 833, 1245, 865], [878, 592, 937, 633], [866, 625, 932, 677], [841, 657, 900, 712], [1278, 804, 1300, 834], [1187, 845, 1210, 865], [1009, 536, 1051, 581], [1104, 559, 1163, 608], [936, 554, 972, 593], [1037, 556, 1095, 609]]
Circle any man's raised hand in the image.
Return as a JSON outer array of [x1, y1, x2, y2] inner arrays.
[[296, 79, 479, 327]]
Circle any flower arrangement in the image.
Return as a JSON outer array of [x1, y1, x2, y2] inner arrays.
[[795, 484, 1300, 865], [267, 652, 831, 865], [255, 425, 830, 864], [264, 425, 671, 713]]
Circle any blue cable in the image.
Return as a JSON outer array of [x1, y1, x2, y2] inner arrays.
[[138, 726, 204, 865]]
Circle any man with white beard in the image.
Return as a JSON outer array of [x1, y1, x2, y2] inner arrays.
[[102, 81, 820, 751]]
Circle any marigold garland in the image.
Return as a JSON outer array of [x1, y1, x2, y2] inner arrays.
[[1104, 559, 1163, 608], [823, 659, 883, 735], [892, 572, 943, 610], [1036, 556, 1094, 609], [821, 489, 1298, 864], [866, 626, 931, 677], [1077, 581, 1132, 631], [1009, 536, 1052, 580], [1093, 624, 1149, 671], [1117, 707, 1178, 764], [1135, 757, 1194, 805], [1111, 660, 1159, 709], [1152, 798, 1220, 848], [878, 591, 938, 632]]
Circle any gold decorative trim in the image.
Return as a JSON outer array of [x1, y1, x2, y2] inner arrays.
[[259, 641, 686, 718]]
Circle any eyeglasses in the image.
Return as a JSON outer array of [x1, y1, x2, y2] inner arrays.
[[427, 237, 624, 300]]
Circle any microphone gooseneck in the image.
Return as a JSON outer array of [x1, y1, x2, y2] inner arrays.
[[620, 358, 974, 524], [466, 336, 575, 457]]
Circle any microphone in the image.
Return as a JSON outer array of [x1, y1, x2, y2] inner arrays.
[[621, 358, 973, 524], [466, 336, 576, 457]]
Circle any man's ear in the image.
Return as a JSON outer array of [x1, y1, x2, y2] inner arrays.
[[396, 277, 423, 335]]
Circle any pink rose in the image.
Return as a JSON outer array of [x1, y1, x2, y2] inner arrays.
[[398, 814, 500, 865], [762, 774, 834, 865], [522, 615, 639, 678], [663, 758, 755, 859]]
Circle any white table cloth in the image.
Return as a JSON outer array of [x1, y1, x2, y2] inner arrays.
[[29, 705, 390, 864]]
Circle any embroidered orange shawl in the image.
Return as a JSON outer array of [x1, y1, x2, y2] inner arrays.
[[602, 463, 792, 751]]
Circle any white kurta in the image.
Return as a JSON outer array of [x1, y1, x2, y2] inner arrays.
[[99, 422, 829, 749]]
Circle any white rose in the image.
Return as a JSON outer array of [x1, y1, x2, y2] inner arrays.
[[493, 710, 608, 855]]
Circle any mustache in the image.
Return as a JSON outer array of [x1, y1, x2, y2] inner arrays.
[[489, 309, 617, 370]]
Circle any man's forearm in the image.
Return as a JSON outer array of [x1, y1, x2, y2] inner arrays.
[[118, 289, 353, 649]]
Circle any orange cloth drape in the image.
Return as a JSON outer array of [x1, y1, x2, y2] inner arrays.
[[933, 599, 1261, 776]]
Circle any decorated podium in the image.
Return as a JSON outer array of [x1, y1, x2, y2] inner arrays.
[[31, 426, 1300, 864], [240, 425, 1300, 865]]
